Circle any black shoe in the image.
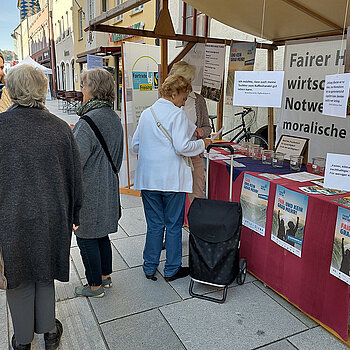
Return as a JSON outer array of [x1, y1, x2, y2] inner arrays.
[[165, 267, 189, 282], [145, 273, 157, 281], [44, 319, 63, 350], [11, 335, 31, 350]]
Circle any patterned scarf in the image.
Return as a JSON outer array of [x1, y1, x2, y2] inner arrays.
[[76, 99, 113, 116]]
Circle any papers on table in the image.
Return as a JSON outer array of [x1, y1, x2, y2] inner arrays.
[[279, 172, 324, 182], [223, 160, 246, 167], [299, 185, 347, 196], [258, 173, 281, 180]]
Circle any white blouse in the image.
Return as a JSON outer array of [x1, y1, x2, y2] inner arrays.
[[132, 98, 205, 193]]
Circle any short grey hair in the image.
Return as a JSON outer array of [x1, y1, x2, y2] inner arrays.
[[169, 61, 196, 83], [6, 64, 48, 109], [81, 68, 115, 103]]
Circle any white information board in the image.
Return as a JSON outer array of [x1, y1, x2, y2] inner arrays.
[[324, 153, 350, 191]]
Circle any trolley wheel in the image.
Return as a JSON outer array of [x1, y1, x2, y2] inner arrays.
[[237, 258, 247, 285]]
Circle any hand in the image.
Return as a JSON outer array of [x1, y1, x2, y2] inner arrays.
[[73, 224, 79, 231], [203, 138, 212, 149], [195, 128, 205, 138]]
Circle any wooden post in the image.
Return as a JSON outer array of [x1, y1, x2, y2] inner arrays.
[[345, 26, 350, 73], [160, 0, 169, 83], [267, 49, 275, 149], [217, 88, 224, 134]]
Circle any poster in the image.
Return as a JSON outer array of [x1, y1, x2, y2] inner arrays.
[[120, 42, 161, 187], [240, 174, 270, 236], [183, 43, 205, 93], [277, 37, 350, 161], [87, 54, 103, 70], [324, 153, 350, 191], [323, 73, 350, 118], [226, 42, 256, 104], [200, 43, 226, 102], [233, 71, 284, 108], [330, 206, 350, 285], [271, 185, 309, 257]]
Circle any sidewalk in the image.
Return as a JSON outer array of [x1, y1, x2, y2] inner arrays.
[[1, 100, 348, 350]]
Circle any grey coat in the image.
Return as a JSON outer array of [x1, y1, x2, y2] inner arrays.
[[0, 106, 83, 289], [73, 107, 123, 239]]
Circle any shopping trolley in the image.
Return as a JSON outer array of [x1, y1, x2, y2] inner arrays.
[[187, 143, 247, 303]]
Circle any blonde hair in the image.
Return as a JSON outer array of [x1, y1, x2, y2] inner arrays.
[[159, 75, 192, 98], [6, 64, 48, 109], [169, 61, 196, 83], [0, 52, 5, 84], [81, 68, 115, 103]]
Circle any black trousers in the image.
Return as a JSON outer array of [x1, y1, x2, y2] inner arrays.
[[76, 235, 112, 286]]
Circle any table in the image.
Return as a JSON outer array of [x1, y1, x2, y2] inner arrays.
[[205, 156, 350, 342]]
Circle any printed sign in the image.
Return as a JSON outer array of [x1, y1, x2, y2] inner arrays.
[[324, 153, 350, 191], [87, 54, 103, 70], [240, 174, 270, 236], [271, 185, 309, 257], [330, 206, 350, 285], [226, 42, 256, 104]]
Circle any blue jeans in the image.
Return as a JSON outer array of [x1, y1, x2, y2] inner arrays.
[[76, 235, 112, 286], [141, 190, 186, 278]]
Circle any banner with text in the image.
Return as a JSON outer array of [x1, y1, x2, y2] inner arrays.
[[271, 185, 309, 257], [330, 206, 350, 285], [226, 42, 256, 104], [240, 174, 270, 236], [277, 37, 350, 161]]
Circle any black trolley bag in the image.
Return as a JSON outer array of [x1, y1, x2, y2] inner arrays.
[[187, 143, 247, 303]]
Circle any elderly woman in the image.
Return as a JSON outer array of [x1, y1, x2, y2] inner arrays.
[[132, 75, 211, 282], [0, 64, 83, 350], [0, 52, 12, 112], [169, 61, 211, 202], [73, 68, 123, 298]]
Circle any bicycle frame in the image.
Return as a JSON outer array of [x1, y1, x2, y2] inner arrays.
[[221, 109, 251, 142]]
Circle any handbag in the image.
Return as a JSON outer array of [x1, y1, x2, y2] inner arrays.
[[80, 115, 122, 219], [150, 107, 194, 171], [0, 249, 7, 290]]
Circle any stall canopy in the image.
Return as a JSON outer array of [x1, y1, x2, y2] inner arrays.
[[184, 0, 350, 44], [16, 56, 53, 74]]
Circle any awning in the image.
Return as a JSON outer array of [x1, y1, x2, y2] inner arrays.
[[76, 46, 121, 63], [184, 0, 350, 44]]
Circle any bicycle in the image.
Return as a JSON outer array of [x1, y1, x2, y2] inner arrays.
[[209, 107, 268, 149]]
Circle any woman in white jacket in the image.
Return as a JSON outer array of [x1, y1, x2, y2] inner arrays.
[[132, 75, 211, 282]]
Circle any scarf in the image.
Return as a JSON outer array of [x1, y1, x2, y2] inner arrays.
[[76, 99, 113, 116]]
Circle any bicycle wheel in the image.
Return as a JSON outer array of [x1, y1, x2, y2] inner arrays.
[[236, 133, 268, 149]]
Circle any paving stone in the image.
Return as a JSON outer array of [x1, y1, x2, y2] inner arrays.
[[253, 280, 317, 329], [109, 226, 128, 240], [118, 207, 147, 236], [89, 267, 181, 323], [257, 339, 297, 350], [160, 283, 307, 350], [120, 193, 143, 208], [55, 258, 81, 301], [112, 235, 146, 267], [0, 291, 9, 350], [70, 244, 128, 280], [288, 326, 349, 350], [101, 309, 185, 350]]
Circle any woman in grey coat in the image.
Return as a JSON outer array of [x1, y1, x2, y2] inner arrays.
[[73, 68, 123, 298], [0, 64, 83, 350]]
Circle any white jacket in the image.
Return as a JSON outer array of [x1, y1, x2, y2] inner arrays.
[[132, 98, 205, 192]]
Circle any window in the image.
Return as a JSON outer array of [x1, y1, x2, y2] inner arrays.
[[89, 0, 95, 21], [132, 4, 143, 15], [78, 9, 83, 40], [182, 2, 209, 37], [115, 0, 122, 23], [62, 16, 65, 38], [102, 0, 108, 12]]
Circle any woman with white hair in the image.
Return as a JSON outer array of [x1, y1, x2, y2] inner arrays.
[[169, 61, 211, 202], [73, 68, 123, 298], [0, 64, 83, 350]]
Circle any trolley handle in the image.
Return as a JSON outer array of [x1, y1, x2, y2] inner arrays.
[[207, 143, 235, 155]]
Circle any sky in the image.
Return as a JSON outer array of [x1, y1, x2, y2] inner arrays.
[[0, 1, 21, 51]]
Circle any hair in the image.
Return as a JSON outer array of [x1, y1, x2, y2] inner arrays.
[[0, 52, 5, 84], [6, 64, 48, 109], [159, 74, 192, 98], [81, 68, 115, 103], [169, 61, 196, 83]]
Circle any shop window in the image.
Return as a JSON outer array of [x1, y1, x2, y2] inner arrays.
[[115, 0, 123, 23]]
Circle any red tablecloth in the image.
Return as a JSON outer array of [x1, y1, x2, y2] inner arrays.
[[205, 159, 350, 341]]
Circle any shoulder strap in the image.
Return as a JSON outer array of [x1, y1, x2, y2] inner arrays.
[[81, 115, 118, 174], [150, 107, 173, 144]]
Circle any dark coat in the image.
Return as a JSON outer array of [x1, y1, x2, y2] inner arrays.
[[0, 105, 83, 289], [73, 107, 123, 239]]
